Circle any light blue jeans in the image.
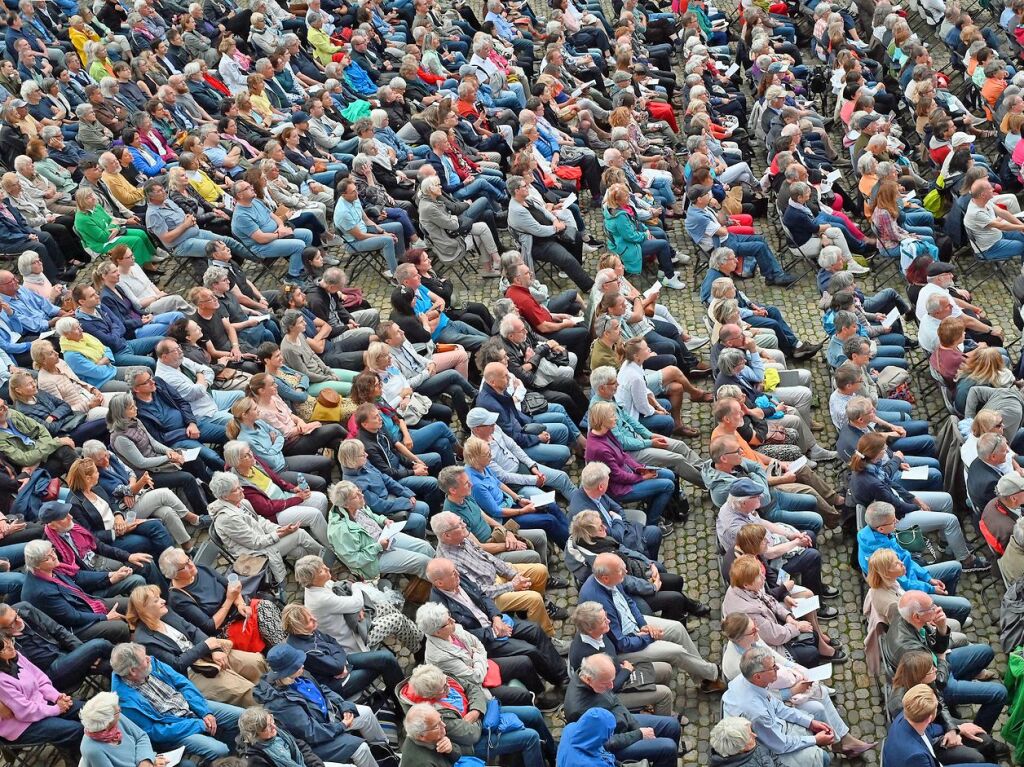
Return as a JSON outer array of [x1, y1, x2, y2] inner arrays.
[[898, 492, 969, 559], [245, 228, 314, 278], [351, 221, 405, 272]]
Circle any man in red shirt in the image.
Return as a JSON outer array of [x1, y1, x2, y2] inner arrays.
[[504, 260, 589, 366]]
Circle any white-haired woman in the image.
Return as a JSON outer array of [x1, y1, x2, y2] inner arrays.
[[81, 691, 182, 767], [418, 174, 501, 277], [56, 317, 131, 390], [17, 250, 61, 301], [720, 612, 875, 757], [31, 339, 113, 419], [223, 439, 330, 547], [208, 471, 321, 587], [327, 480, 434, 580], [296, 554, 423, 653], [417, 601, 545, 707]]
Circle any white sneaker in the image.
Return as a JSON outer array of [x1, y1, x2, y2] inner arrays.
[[582, 243, 599, 255], [672, 252, 692, 265], [685, 335, 710, 351], [661, 274, 686, 290], [808, 445, 838, 462], [846, 261, 870, 275]]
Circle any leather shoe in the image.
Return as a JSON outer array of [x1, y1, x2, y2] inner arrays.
[[672, 424, 701, 438], [699, 675, 728, 694]]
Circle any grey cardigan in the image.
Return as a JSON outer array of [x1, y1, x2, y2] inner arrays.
[[418, 196, 469, 262], [280, 334, 336, 384]]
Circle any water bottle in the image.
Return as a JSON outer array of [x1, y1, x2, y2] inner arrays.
[[297, 473, 309, 492]]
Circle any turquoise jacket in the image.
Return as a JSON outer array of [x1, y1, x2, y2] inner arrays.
[[602, 206, 648, 273]]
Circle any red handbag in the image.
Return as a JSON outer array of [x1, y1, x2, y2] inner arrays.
[[482, 660, 502, 688], [224, 599, 267, 654]]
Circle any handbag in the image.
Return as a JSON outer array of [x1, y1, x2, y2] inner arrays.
[[621, 661, 657, 692], [398, 392, 432, 425], [522, 391, 548, 416], [483, 698, 524, 733], [224, 599, 267, 653], [482, 659, 502, 688], [233, 554, 272, 590], [895, 524, 926, 553]]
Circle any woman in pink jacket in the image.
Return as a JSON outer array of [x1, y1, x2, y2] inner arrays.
[[0, 636, 84, 758], [583, 401, 676, 525]]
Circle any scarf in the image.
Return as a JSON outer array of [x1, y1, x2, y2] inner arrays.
[[60, 333, 107, 363], [44, 522, 98, 577], [86, 723, 123, 745], [34, 568, 107, 614], [401, 676, 469, 714]]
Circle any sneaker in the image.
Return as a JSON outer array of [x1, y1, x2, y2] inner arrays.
[[547, 575, 570, 589], [383, 269, 394, 280], [792, 341, 824, 360], [820, 585, 841, 599], [551, 637, 571, 656], [660, 273, 686, 290], [546, 600, 569, 621], [766, 272, 799, 287], [808, 445, 838, 462], [671, 252, 692, 265], [846, 261, 870, 274], [582, 242, 599, 254], [684, 335, 710, 351], [195, 515, 212, 530], [818, 604, 839, 619], [962, 554, 991, 573], [323, 256, 342, 266], [282, 274, 304, 286]]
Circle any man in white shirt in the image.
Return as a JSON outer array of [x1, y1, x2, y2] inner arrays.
[[914, 261, 1004, 347], [963, 177, 1024, 260], [153, 338, 242, 427]]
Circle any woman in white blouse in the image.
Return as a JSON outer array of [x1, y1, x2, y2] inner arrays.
[[111, 245, 192, 314], [616, 336, 711, 433]]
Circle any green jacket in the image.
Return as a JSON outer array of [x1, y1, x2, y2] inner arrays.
[[327, 506, 385, 579], [602, 206, 647, 274], [0, 409, 64, 467], [1002, 649, 1024, 762], [74, 205, 118, 254]]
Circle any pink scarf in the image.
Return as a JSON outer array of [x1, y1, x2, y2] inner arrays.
[[33, 568, 107, 615], [85, 723, 123, 744], [43, 523, 98, 578]]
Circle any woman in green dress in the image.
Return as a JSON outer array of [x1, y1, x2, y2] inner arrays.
[[73, 187, 156, 268]]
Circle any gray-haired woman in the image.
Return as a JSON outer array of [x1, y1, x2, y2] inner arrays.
[[236, 706, 323, 767], [417, 602, 545, 708], [82, 691, 191, 767], [417, 175, 500, 277], [106, 393, 210, 514], [208, 471, 322, 586]]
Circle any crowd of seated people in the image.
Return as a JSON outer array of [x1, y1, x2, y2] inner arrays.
[[0, 0, 1016, 763]]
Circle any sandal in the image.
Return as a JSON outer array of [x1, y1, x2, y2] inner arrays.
[[692, 390, 714, 402]]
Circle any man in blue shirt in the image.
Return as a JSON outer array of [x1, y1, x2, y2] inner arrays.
[[0, 271, 64, 337], [394, 263, 487, 350], [333, 178, 405, 277], [232, 181, 315, 283], [144, 181, 246, 263], [723, 646, 842, 763], [685, 185, 795, 287]]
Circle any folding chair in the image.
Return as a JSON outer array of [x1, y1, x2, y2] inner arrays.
[[962, 226, 1018, 296], [338, 239, 389, 285]]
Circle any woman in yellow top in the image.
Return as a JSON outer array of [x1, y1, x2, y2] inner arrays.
[[99, 153, 146, 210], [68, 15, 100, 67], [177, 153, 225, 203], [307, 13, 343, 66], [245, 74, 284, 125], [73, 187, 156, 267]]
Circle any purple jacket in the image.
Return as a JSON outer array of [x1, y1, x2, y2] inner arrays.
[[0, 653, 62, 740], [584, 431, 645, 498]]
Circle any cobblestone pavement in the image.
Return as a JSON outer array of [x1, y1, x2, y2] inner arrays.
[[148, 6, 1017, 766]]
